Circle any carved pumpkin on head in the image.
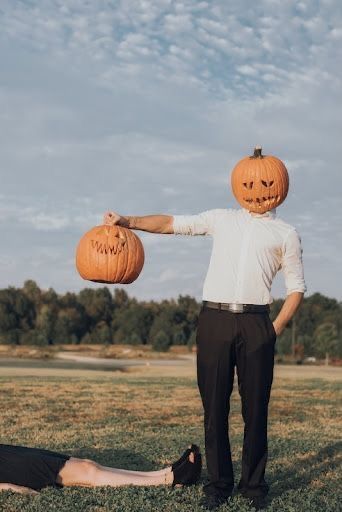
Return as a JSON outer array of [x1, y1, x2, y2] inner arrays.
[[76, 225, 144, 284], [231, 146, 289, 214]]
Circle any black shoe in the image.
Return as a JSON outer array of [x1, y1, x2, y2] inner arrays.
[[171, 444, 199, 471], [248, 496, 267, 510], [172, 444, 202, 487], [200, 494, 231, 510]]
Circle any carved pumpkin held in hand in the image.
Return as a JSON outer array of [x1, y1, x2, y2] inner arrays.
[[231, 146, 289, 214], [76, 225, 144, 284]]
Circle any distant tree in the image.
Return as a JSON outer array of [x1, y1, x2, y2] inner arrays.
[[112, 303, 153, 344], [78, 288, 113, 327], [0, 292, 18, 339], [187, 331, 197, 351], [22, 280, 42, 306], [152, 330, 171, 352], [43, 288, 58, 304], [91, 321, 112, 344], [80, 332, 92, 344], [169, 295, 201, 344], [149, 308, 175, 345], [59, 292, 79, 309], [113, 288, 130, 308], [21, 330, 40, 345], [0, 287, 35, 344], [0, 283, 341, 351], [54, 308, 86, 344], [297, 333, 315, 357], [35, 304, 57, 345], [293, 343, 304, 361], [173, 327, 187, 345], [274, 328, 292, 356], [128, 332, 143, 345], [314, 323, 338, 365]]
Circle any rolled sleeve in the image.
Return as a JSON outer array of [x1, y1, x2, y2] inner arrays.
[[282, 229, 306, 295], [172, 210, 218, 236]]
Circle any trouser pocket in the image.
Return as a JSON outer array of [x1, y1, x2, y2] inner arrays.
[[266, 314, 277, 341]]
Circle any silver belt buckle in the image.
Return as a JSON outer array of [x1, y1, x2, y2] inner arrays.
[[229, 303, 244, 313]]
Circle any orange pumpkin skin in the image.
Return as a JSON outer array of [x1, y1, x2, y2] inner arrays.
[[76, 225, 144, 284], [231, 147, 289, 213]]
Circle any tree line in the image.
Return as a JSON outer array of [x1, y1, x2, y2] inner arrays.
[[0, 280, 341, 359]]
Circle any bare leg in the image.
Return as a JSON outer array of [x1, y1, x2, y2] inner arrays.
[[57, 451, 195, 488], [101, 466, 172, 477], [57, 458, 172, 487]]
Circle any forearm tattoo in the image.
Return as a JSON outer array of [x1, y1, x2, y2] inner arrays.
[[119, 216, 139, 229]]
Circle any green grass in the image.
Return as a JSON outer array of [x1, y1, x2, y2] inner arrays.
[[0, 374, 341, 511]]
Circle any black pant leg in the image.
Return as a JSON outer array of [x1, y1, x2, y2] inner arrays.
[[196, 309, 236, 497], [0, 444, 69, 490], [236, 312, 276, 498]]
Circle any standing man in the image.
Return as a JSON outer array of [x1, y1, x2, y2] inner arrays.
[[103, 147, 306, 510]]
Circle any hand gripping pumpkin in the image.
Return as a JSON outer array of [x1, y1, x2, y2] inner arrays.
[[231, 146, 289, 214], [76, 225, 144, 284]]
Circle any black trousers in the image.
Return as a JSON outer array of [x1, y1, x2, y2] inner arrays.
[[0, 444, 70, 490], [196, 307, 276, 498]]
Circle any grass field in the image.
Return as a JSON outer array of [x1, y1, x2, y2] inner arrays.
[[0, 368, 341, 511]]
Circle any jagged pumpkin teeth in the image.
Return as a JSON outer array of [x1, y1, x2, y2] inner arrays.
[[231, 146, 289, 214], [76, 225, 144, 284]]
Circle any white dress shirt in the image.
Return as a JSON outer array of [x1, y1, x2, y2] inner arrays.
[[172, 208, 306, 305]]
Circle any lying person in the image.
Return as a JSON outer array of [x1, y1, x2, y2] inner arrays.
[[0, 443, 201, 494]]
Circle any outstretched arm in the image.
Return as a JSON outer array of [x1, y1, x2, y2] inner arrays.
[[103, 212, 174, 234], [103, 209, 216, 236], [273, 291, 303, 336], [0, 483, 38, 495]]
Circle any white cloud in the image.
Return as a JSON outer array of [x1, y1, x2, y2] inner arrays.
[[22, 212, 69, 231], [1, 0, 340, 97], [0, 0, 341, 299], [237, 65, 259, 76]]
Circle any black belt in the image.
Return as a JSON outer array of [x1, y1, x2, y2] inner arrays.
[[202, 301, 270, 313]]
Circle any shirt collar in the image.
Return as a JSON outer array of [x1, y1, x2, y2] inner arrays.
[[243, 208, 277, 219]]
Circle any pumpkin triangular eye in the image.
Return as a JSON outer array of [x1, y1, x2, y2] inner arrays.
[[261, 180, 274, 187], [243, 181, 253, 189]]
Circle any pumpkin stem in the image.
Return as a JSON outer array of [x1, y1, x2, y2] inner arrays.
[[252, 145, 263, 158]]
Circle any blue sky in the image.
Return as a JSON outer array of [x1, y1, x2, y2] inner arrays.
[[1, 0, 341, 300]]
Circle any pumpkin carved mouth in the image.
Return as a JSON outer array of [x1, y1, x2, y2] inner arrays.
[[243, 195, 280, 205], [91, 237, 126, 255]]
